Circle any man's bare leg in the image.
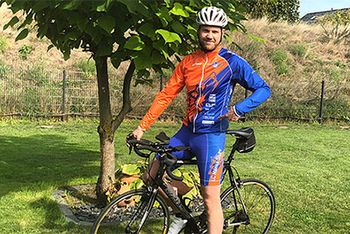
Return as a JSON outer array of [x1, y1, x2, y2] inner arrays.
[[201, 185, 223, 234]]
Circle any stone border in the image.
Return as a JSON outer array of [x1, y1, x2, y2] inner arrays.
[[52, 189, 93, 226]]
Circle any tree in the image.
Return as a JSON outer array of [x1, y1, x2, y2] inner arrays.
[[318, 9, 350, 44], [239, 0, 300, 23], [0, 0, 245, 205]]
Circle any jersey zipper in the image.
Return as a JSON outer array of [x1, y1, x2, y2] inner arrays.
[[193, 55, 208, 133]]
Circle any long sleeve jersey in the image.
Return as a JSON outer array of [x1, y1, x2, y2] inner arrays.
[[140, 46, 271, 133]]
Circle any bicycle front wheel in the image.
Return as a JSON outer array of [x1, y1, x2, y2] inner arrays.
[[90, 189, 170, 234], [221, 178, 275, 234]]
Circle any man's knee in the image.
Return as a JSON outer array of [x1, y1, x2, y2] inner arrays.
[[201, 185, 221, 209]]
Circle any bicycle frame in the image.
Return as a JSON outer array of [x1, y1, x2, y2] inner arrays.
[[144, 139, 251, 232]]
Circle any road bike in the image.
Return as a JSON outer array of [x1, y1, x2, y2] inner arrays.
[[90, 127, 275, 233]]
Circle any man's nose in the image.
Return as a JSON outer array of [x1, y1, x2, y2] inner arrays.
[[206, 32, 213, 39]]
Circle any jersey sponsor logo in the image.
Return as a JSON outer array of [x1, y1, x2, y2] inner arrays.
[[208, 149, 224, 185], [202, 120, 214, 125], [212, 61, 221, 68], [192, 62, 203, 66]]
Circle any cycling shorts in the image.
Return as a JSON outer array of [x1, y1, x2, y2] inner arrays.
[[167, 125, 226, 186]]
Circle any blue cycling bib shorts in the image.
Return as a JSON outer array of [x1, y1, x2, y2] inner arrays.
[[168, 125, 226, 186]]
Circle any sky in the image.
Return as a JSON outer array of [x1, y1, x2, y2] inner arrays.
[[300, 0, 350, 17]]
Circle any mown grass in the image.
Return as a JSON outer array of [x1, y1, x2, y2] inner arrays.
[[0, 119, 349, 233]]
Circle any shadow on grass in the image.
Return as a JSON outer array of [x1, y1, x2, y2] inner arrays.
[[30, 197, 89, 233], [0, 134, 99, 197]]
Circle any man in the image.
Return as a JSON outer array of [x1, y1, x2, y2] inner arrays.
[[133, 6, 271, 234]]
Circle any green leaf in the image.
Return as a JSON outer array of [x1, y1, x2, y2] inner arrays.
[[156, 29, 182, 43], [186, 24, 197, 40], [3, 16, 19, 30], [171, 21, 186, 33], [170, 3, 189, 17], [47, 44, 55, 52], [124, 36, 145, 51], [139, 23, 156, 38], [32, 1, 50, 12], [133, 47, 152, 70], [248, 34, 267, 44], [121, 164, 140, 175], [62, 0, 82, 10], [185, 6, 196, 13], [97, 15, 115, 33], [172, 169, 182, 177], [96, 43, 113, 56], [164, 0, 171, 8], [96, 0, 113, 12], [156, 7, 173, 26], [151, 50, 165, 65], [130, 178, 144, 189], [117, 0, 150, 17], [15, 28, 29, 41]]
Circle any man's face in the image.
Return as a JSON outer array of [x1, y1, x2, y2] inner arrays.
[[198, 25, 223, 51]]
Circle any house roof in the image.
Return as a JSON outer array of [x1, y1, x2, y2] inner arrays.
[[301, 7, 350, 23]]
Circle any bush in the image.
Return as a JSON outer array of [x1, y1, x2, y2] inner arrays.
[[270, 48, 290, 75], [0, 36, 8, 53], [74, 59, 96, 79], [20, 86, 40, 116], [18, 44, 33, 60], [0, 60, 11, 79], [288, 43, 306, 58], [20, 63, 49, 86]]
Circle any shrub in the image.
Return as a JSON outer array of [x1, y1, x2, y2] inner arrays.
[[18, 44, 33, 60], [20, 63, 49, 86], [0, 36, 8, 53], [74, 59, 96, 79], [270, 48, 290, 75], [288, 43, 306, 58], [20, 86, 40, 116], [0, 60, 11, 79]]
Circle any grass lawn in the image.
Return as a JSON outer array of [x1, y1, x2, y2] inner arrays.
[[0, 119, 349, 233]]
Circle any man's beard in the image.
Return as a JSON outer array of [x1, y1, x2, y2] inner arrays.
[[199, 40, 218, 52]]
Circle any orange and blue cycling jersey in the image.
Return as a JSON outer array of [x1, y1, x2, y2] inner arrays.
[[140, 46, 271, 133]]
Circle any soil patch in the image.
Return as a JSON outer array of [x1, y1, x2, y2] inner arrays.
[[53, 184, 102, 226]]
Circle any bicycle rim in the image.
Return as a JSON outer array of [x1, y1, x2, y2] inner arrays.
[[221, 179, 275, 234], [90, 189, 170, 234]]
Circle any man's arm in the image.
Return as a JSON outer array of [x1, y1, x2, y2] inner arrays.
[[232, 56, 271, 116], [133, 61, 186, 140]]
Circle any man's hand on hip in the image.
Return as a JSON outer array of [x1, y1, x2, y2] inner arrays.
[[219, 106, 240, 121]]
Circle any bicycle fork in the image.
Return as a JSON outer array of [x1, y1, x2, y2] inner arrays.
[[126, 187, 158, 234]]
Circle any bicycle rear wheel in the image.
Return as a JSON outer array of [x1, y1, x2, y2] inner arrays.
[[221, 178, 275, 234], [90, 189, 170, 234]]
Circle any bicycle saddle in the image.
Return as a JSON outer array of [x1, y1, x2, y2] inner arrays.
[[226, 127, 254, 139]]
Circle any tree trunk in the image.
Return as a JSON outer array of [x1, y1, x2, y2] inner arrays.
[[95, 56, 115, 206], [94, 57, 135, 206]]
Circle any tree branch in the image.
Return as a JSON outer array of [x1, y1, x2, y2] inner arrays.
[[112, 61, 135, 132]]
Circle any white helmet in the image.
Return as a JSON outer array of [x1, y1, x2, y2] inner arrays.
[[196, 6, 228, 28]]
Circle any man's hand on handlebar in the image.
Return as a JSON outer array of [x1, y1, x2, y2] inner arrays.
[[132, 126, 146, 140]]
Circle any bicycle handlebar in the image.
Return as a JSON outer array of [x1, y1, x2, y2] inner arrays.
[[126, 134, 190, 181]]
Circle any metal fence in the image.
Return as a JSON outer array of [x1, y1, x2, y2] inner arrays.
[[0, 69, 349, 122]]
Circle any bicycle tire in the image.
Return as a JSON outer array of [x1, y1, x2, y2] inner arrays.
[[90, 189, 170, 234], [221, 178, 275, 234]]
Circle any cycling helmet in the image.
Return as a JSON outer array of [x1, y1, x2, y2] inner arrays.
[[196, 6, 228, 28]]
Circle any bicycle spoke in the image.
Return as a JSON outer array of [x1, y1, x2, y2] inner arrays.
[[221, 179, 275, 234], [91, 190, 170, 234]]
